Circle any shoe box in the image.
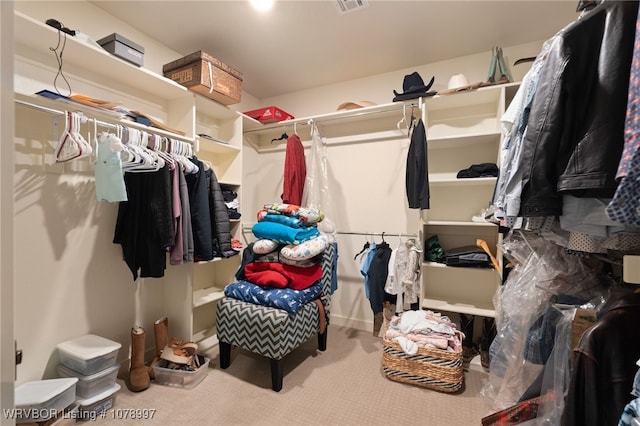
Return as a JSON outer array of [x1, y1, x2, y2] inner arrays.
[[152, 355, 210, 389]]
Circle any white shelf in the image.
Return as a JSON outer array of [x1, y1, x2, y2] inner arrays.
[[242, 100, 418, 135], [419, 83, 515, 319], [197, 137, 242, 154], [421, 298, 495, 318], [193, 287, 226, 308], [14, 11, 188, 101], [428, 131, 501, 147], [429, 174, 497, 185], [193, 327, 218, 348], [423, 220, 497, 228]]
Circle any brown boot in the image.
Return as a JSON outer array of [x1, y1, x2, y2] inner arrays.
[[148, 317, 169, 380], [154, 317, 169, 357], [126, 326, 150, 392]]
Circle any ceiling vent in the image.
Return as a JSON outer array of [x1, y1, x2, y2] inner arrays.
[[335, 0, 369, 15]]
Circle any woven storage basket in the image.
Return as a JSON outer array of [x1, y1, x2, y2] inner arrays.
[[382, 331, 464, 393]]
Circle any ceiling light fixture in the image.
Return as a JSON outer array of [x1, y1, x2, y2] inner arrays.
[[250, 0, 274, 12]]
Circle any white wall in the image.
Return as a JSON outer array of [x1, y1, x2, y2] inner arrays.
[[242, 41, 547, 332], [11, 0, 555, 382], [1, 1, 16, 422]]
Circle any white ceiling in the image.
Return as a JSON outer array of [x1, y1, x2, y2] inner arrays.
[[90, 0, 580, 99]]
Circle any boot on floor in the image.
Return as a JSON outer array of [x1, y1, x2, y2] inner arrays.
[[148, 317, 169, 380], [126, 326, 150, 392], [154, 317, 169, 357]]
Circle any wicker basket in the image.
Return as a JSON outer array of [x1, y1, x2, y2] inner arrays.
[[382, 332, 464, 393]]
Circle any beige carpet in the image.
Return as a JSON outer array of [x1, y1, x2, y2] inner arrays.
[[91, 326, 494, 426]]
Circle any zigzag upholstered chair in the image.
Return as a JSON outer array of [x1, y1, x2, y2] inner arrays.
[[216, 243, 336, 391]]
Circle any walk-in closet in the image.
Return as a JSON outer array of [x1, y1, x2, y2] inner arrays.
[[2, 1, 640, 425]]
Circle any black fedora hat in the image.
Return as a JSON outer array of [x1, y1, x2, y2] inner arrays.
[[393, 71, 436, 102]]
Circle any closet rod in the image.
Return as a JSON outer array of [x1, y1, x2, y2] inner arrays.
[[14, 98, 196, 144], [240, 224, 417, 239], [336, 231, 417, 238], [243, 101, 422, 135]]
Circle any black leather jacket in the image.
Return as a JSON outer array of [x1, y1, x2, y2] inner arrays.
[[519, 0, 639, 217], [562, 290, 640, 426]]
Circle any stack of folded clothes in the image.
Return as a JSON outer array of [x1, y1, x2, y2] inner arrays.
[[223, 203, 330, 314], [223, 188, 241, 220]]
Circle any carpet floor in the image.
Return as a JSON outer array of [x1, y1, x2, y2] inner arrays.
[[89, 326, 494, 425]]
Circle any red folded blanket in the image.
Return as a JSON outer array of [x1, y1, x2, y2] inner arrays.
[[244, 261, 322, 290]]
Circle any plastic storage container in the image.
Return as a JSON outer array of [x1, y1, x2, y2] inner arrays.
[[76, 382, 120, 418], [47, 403, 79, 426], [57, 363, 119, 399], [152, 357, 210, 389], [14, 378, 78, 423], [57, 334, 121, 375]]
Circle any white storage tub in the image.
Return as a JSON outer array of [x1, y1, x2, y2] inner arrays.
[[57, 334, 121, 375], [14, 378, 77, 424], [56, 363, 119, 399], [76, 382, 120, 419]]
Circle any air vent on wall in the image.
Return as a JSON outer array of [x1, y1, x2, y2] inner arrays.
[[335, 0, 369, 15]]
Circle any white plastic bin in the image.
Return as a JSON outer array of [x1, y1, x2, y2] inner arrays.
[[57, 334, 121, 375], [76, 382, 120, 419], [14, 378, 77, 424], [56, 363, 119, 399]]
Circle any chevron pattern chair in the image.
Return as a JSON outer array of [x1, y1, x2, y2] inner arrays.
[[216, 243, 336, 391]]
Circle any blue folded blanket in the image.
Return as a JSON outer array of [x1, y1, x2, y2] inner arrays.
[[224, 280, 322, 314], [252, 221, 320, 245], [260, 213, 306, 228]]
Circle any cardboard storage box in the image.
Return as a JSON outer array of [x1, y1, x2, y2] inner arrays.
[[97, 33, 144, 67], [163, 51, 243, 105], [243, 106, 295, 123]]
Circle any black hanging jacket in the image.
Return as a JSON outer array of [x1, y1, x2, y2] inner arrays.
[[405, 119, 430, 209]]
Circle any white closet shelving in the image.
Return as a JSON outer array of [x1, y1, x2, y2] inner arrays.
[[14, 9, 243, 350], [242, 100, 424, 152], [242, 85, 518, 319], [421, 83, 519, 318]]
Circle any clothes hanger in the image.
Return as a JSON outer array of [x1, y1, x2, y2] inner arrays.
[[55, 111, 82, 163], [354, 238, 371, 261], [397, 104, 409, 136], [271, 132, 289, 144]]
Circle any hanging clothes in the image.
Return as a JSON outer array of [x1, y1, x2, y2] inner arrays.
[[607, 4, 640, 226], [281, 133, 306, 206], [367, 241, 392, 336], [205, 166, 233, 257], [518, 0, 639, 219], [168, 161, 184, 265], [178, 165, 194, 263], [186, 156, 214, 262], [563, 291, 640, 426], [113, 164, 174, 280], [94, 131, 127, 203], [405, 118, 429, 210], [302, 122, 336, 236]]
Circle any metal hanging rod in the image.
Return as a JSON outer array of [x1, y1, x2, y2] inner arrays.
[[243, 100, 423, 135], [336, 231, 418, 238], [15, 98, 196, 144]]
